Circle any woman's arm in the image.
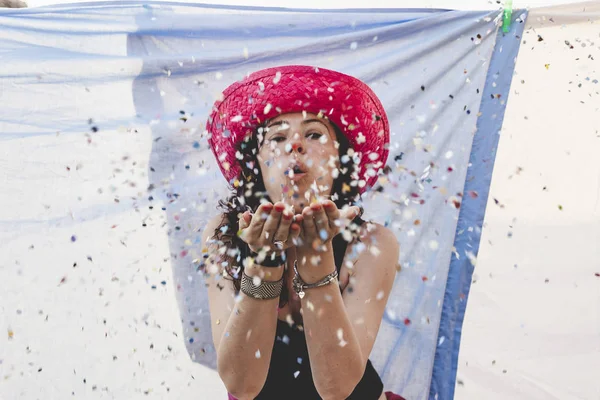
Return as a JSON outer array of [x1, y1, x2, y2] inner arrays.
[[202, 217, 283, 400], [297, 224, 399, 400]]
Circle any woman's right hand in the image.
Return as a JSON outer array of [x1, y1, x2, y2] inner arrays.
[[238, 202, 302, 254]]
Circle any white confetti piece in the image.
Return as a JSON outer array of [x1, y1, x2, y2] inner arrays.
[[350, 42, 358, 50], [465, 251, 477, 266], [294, 371, 300, 378], [297, 357, 302, 364], [282, 335, 290, 345], [255, 349, 261, 358], [356, 132, 366, 144], [264, 103, 272, 114], [445, 150, 454, 159], [376, 290, 384, 300], [215, 72, 223, 80], [337, 328, 347, 347], [231, 115, 242, 122], [429, 240, 439, 251], [273, 71, 282, 84], [438, 336, 445, 346], [370, 246, 381, 256], [243, 47, 249, 59]]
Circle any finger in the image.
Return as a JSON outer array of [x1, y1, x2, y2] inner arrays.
[[302, 206, 317, 241], [322, 200, 340, 229], [238, 211, 251, 231], [261, 202, 285, 243], [249, 202, 273, 232], [273, 208, 293, 242], [339, 205, 358, 219], [289, 222, 302, 246], [311, 202, 329, 239]]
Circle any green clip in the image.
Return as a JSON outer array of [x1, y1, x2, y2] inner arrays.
[[502, 0, 513, 33]]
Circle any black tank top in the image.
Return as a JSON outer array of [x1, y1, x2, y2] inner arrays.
[[255, 218, 384, 399]]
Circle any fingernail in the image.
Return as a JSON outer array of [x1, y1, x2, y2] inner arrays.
[[263, 203, 273, 211], [310, 203, 321, 211], [275, 204, 285, 212], [283, 212, 292, 220]]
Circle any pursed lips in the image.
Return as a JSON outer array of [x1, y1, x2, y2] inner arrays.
[[286, 162, 308, 180]]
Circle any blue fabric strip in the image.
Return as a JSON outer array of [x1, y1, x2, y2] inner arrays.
[[428, 10, 528, 400]]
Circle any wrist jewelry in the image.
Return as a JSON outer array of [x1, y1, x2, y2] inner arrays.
[[292, 259, 338, 299], [240, 269, 284, 300]]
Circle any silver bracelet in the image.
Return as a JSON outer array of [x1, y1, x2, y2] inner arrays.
[[292, 259, 338, 299], [240, 270, 284, 300]]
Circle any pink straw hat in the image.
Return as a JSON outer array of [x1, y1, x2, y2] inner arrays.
[[206, 65, 390, 193]]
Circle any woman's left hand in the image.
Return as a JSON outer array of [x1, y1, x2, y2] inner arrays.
[[296, 200, 361, 252]]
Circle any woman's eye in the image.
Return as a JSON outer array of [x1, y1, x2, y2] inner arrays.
[[271, 137, 286, 143], [307, 132, 322, 139]]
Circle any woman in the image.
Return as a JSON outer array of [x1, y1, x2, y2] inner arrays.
[[201, 66, 403, 400]]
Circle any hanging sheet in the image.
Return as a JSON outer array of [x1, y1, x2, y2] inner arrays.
[[0, 3, 525, 398]]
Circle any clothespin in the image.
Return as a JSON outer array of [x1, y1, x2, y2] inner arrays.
[[502, 0, 513, 33]]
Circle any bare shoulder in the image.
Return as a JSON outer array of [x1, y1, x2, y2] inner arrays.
[[201, 213, 237, 351], [201, 213, 227, 243], [339, 222, 399, 290], [361, 222, 400, 254]]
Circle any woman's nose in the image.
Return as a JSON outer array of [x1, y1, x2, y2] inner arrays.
[[287, 135, 305, 154], [291, 142, 305, 154]]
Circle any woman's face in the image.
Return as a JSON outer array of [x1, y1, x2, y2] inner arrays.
[[257, 112, 340, 214]]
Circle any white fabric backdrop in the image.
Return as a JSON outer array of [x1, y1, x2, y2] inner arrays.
[[0, 3, 503, 399]]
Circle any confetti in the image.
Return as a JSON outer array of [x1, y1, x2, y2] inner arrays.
[[255, 349, 261, 359], [337, 328, 347, 347]]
